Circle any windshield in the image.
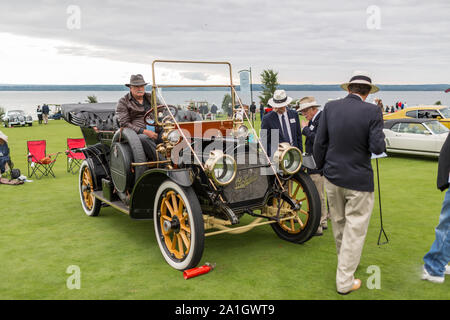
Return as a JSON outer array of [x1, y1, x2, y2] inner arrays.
[[438, 107, 450, 118], [425, 120, 449, 134], [8, 110, 24, 116]]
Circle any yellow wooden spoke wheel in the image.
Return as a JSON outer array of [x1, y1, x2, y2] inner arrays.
[[269, 172, 321, 243], [154, 180, 204, 270], [79, 161, 101, 216]]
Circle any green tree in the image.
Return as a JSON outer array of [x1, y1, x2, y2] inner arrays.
[[86, 95, 98, 103], [222, 93, 232, 115], [258, 69, 279, 105], [435, 101, 442, 105], [0, 107, 5, 122]]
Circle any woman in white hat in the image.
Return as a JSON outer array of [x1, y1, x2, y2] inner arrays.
[[0, 131, 10, 175]]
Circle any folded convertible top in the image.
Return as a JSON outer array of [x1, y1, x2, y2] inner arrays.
[[61, 102, 117, 130]]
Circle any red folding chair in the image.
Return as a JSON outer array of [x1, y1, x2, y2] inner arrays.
[[27, 140, 60, 179], [66, 138, 86, 174]]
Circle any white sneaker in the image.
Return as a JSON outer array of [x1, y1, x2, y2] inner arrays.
[[422, 267, 444, 283], [445, 265, 450, 275]]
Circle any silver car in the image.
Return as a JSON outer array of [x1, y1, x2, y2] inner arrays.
[[383, 119, 449, 157], [2, 110, 33, 127]]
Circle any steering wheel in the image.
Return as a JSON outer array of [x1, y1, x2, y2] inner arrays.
[[144, 105, 178, 125]]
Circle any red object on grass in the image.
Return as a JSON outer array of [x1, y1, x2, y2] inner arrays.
[[183, 263, 215, 279], [445, 88, 450, 93]]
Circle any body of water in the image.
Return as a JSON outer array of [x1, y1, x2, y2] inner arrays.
[[1, 90, 449, 120]]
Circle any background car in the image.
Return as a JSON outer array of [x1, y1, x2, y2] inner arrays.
[[2, 110, 33, 127], [383, 105, 450, 128], [383, 118, 449, 157]]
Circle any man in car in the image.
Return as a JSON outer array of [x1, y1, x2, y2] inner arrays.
[[115, 74, 160, 161]]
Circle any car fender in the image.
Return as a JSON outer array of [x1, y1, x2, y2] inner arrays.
[[129, 168, 194, 219]]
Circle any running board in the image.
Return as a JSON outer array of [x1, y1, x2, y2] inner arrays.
[[93, 191, 130, 215]]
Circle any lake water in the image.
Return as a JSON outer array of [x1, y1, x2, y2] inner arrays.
[[1, 90, 449, 120]]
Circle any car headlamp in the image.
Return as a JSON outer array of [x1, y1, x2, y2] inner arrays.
[[167, 129, 181, 145], [234, 125, 249, 139], [204, 150, 237, 186], [273, 143, 302, 175]]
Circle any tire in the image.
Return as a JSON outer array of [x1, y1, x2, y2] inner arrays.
[[154, 180, 204, 270], [79, 160, 102, 216], [269, 171, 321, 244]]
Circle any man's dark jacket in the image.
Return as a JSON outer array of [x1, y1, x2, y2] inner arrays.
[[42, 104, 49, 115], [313, 94, 385, 192], [116, 92, 155, 134], [261, 108, 303, 157], [302, 110, 322, 175], [437, 133, 450, 191]]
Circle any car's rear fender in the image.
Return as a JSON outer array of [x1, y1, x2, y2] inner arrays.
[[129, 168, 194, 219]]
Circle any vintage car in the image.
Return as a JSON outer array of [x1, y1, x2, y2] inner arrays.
[[383, 105, 450, 129], [383, 118, 449, 157], [2, 110, 33, 127], [61, 60, 321, 271]]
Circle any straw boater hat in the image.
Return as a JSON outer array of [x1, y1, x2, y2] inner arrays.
[[125, 74, 148, 87], [0, 131, 8, 143], [268, 90, 293, 108], [298, 96, 321, 112], [340, 71, 379, 94]]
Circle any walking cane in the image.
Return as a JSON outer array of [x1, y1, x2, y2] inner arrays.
[[375, 158, 389, 245]]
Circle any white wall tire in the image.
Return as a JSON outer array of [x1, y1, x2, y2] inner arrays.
[[79, 161, 101, 217], [154, 180, 204, 270]]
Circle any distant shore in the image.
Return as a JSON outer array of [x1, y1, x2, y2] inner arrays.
[[1, 84, 449, 91]]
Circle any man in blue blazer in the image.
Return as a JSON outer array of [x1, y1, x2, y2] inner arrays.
[[261, 90, 302, 158], [314, 71, 385, 295]]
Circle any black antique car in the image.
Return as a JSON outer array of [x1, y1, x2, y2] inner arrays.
[[62, 60, 321, 271]]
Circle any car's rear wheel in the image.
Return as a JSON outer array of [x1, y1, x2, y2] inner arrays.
[[269, 171, 321, 243], [154, 180, 204, 270], [79, 160, 101, 216]]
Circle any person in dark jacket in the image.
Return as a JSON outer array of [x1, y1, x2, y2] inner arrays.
[[0, 131, 10, 175], [261, 90, 302, 158], [314, 71, 385, 295], [259, 102, 265, 121], [42, 104, 50, 124], [37, 105, 43, 124], [299, 96, 328, 235], [422, 133, 450, 283], [249, 101, 256, 122], [210, 104, 218, 120]]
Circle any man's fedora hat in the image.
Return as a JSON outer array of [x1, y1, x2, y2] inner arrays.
[[125, 74, 148, 87], [340, 71, 379, 94], [298, 96, 321, 112], [268, 89, 293, 108]]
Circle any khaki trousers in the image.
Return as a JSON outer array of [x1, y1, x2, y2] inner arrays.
[[309, 174, 328, 228], [324, 178, 374, 293]]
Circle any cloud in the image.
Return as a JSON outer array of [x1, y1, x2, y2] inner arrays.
[[0, 0, 449, 83], [180, 72, 210, 81]]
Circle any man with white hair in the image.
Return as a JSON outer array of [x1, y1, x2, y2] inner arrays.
[[299, 96, 328, 236], [314, 71, 386, 295]]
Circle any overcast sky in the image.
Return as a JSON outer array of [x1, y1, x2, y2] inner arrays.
[[0, 0, 449, 85]]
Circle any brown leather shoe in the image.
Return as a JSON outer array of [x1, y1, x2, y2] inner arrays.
[[337, 279, 361, 295]]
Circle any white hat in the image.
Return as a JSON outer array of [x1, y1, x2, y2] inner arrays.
[[298, 96, 321, 112], [340, 70, 379, 94], [0, 131, 8, 143], [268, 90, 293, 108]]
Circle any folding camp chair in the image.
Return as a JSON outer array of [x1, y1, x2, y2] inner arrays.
[[27, 140, 60, 179], [66, 138, 86, 174]]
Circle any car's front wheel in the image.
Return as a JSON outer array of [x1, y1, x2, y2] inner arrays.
[[79, 160, 101, 217], [269, 171, 321, 244], [154, 180, 204, 270]]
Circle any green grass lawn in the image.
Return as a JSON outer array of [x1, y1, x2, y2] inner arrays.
[[0, 119, 449, 300]]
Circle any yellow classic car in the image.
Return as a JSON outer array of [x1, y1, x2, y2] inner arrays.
[[384, 105, 450, 128]]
